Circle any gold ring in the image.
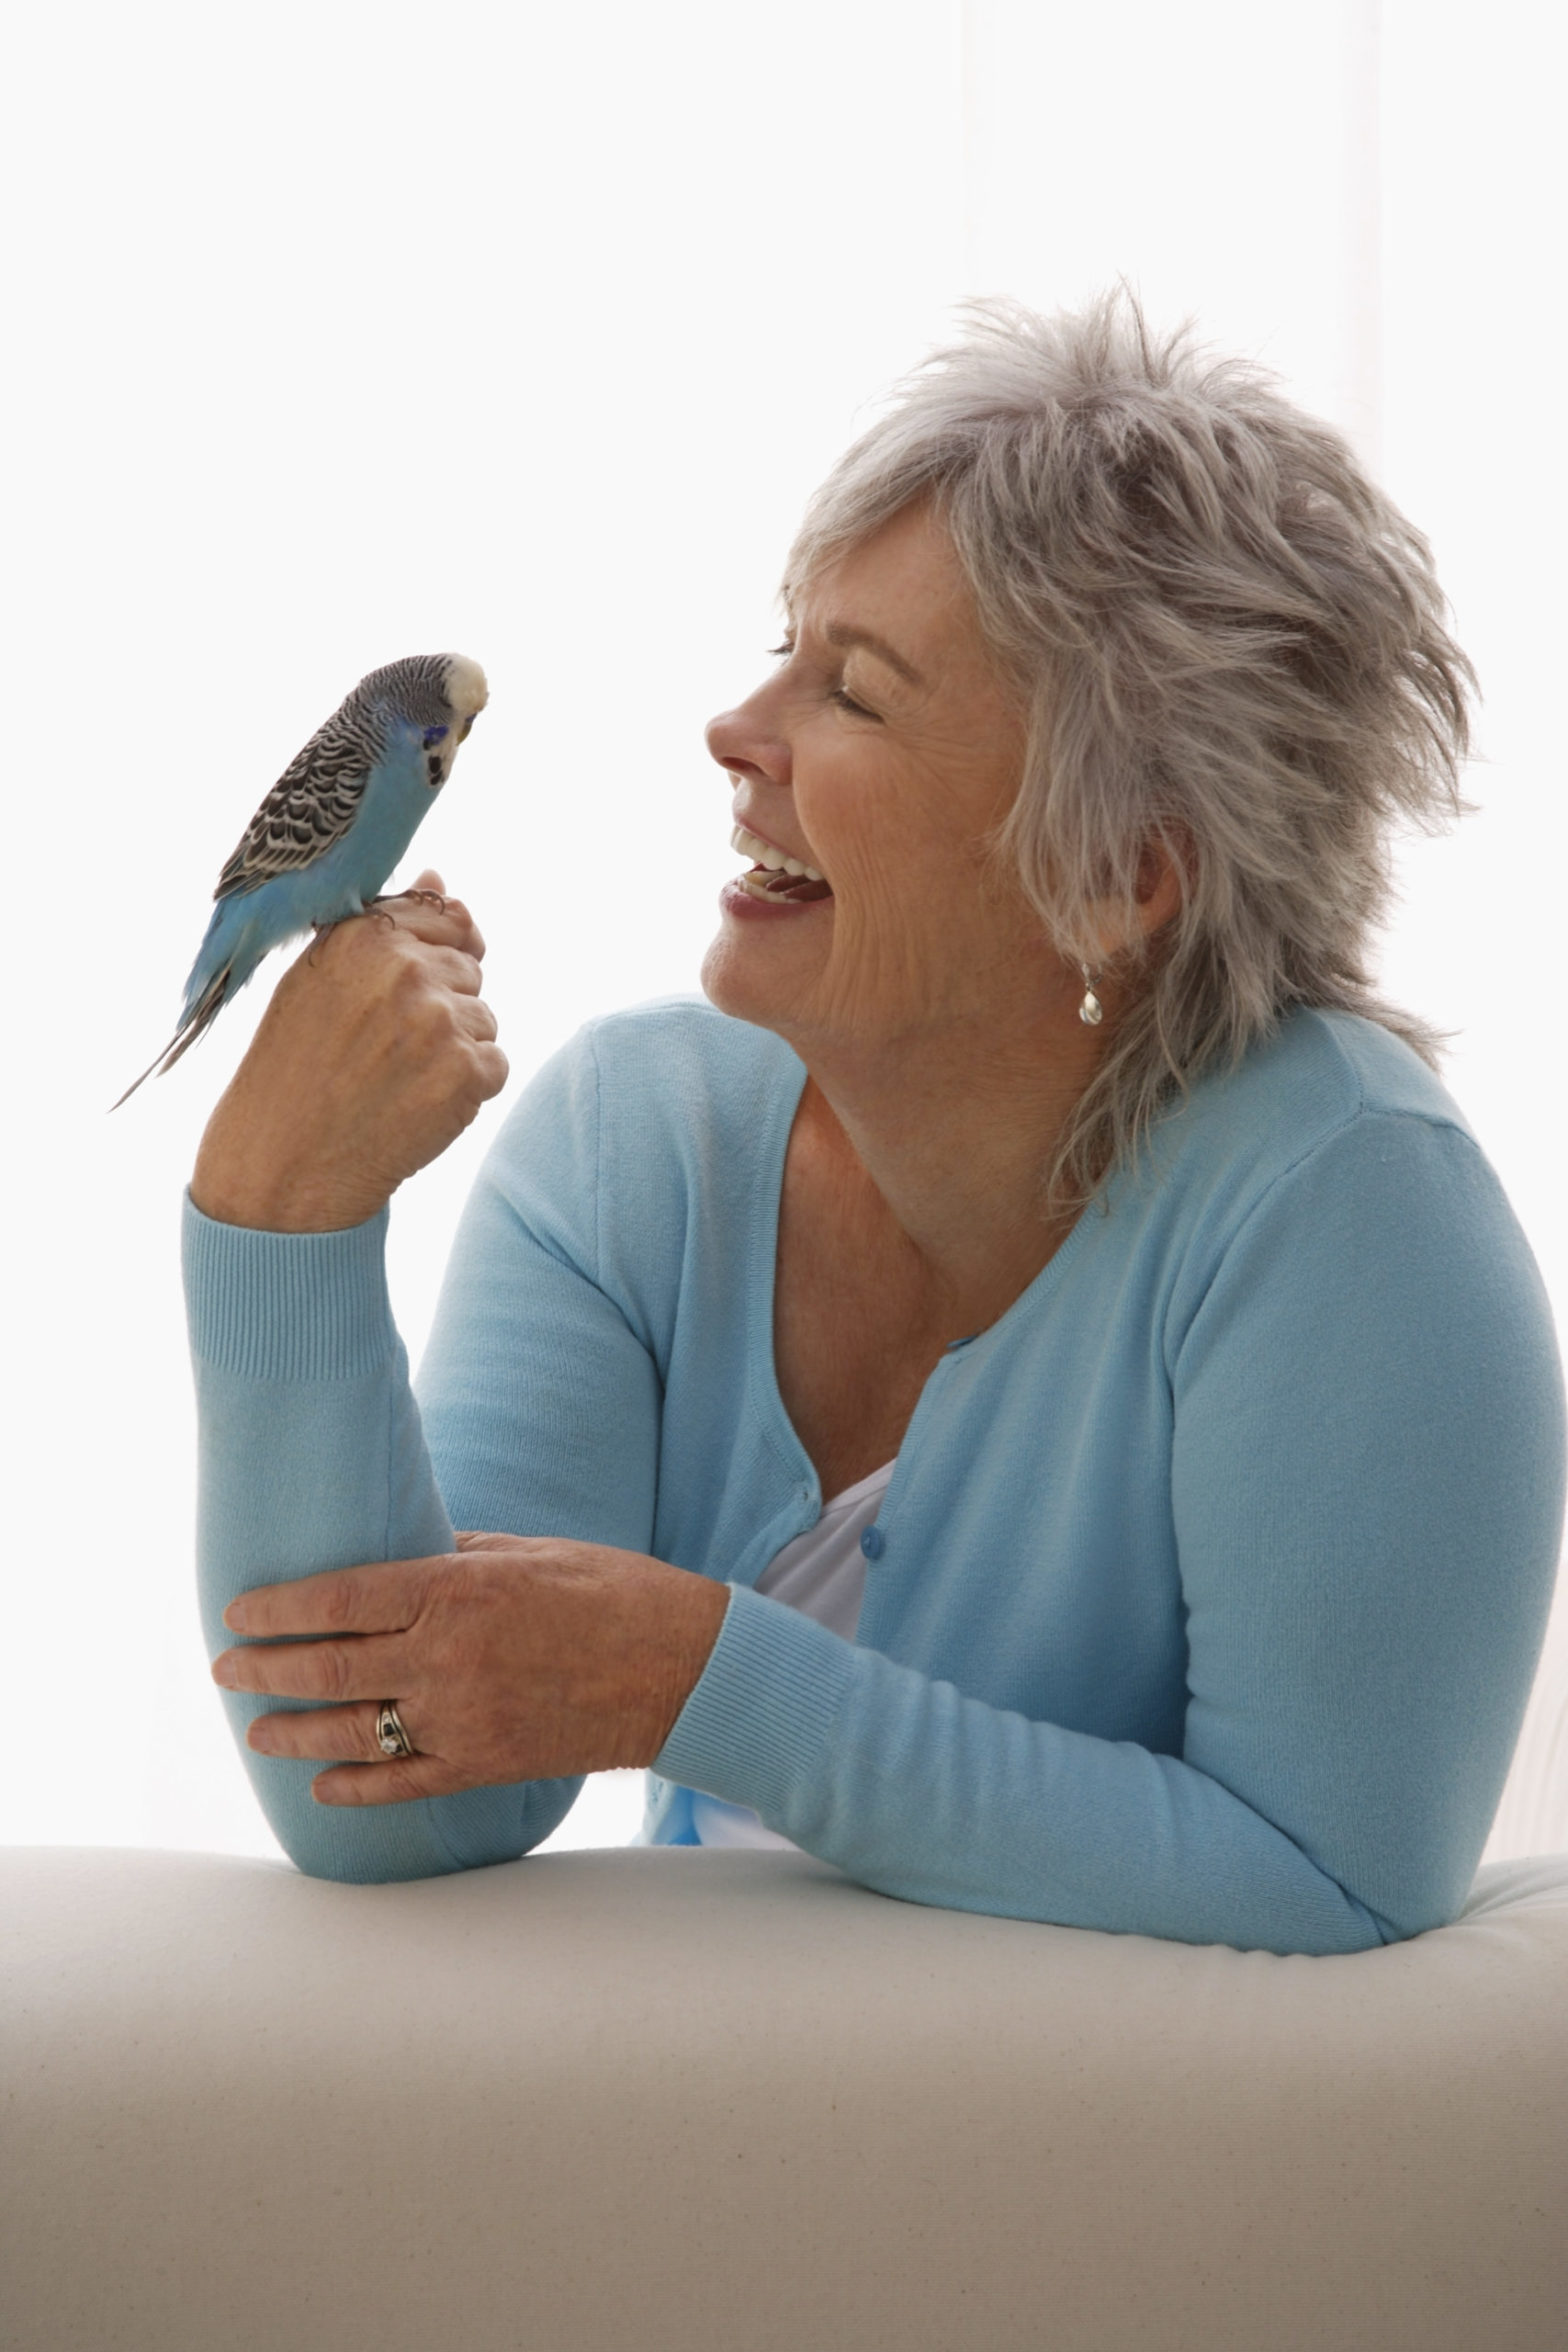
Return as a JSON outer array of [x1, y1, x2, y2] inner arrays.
[[375, 1701, 415, 1759]]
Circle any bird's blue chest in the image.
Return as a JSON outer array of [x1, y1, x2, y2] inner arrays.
[[300, 729, 438, 917], [180, 728, 442, 1013]]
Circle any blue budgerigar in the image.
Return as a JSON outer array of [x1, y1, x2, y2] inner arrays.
[[114, 651, 488, 1108]]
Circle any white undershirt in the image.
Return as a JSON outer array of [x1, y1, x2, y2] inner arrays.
[[688, 1460, 896, 1852]]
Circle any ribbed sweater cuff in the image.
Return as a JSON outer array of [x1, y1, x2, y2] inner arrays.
[[653, 1582, 857, 1819], [181, 1191, 396, 1380]]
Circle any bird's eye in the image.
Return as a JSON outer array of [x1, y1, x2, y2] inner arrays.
[[423, 724, 450, 748]]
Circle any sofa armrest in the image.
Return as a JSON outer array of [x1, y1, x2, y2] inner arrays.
[[3, 1845, 1566, 2351]]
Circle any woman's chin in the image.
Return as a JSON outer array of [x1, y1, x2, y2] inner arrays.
[[700, 893, 832, 1029]]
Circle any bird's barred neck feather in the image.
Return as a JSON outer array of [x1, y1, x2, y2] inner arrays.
[[213, 651, 487, 904]]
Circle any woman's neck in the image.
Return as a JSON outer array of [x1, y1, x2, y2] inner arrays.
[[788, 991, 1104, 1329]]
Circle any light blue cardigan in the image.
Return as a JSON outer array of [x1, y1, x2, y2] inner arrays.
[[184, 998, 1565, 1954]]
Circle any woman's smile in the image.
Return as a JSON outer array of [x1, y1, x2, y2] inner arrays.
[[719, 871, 834, 922], [727, 819, 833, 908]]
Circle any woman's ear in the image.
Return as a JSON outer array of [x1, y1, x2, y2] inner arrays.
[[1132, 838, 1185, 937], [1088, 838, 1186, 962]]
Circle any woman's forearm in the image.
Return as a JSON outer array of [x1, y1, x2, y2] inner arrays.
[[656, 1590, 1391, 1955], [185, 1196, 581, 1879]]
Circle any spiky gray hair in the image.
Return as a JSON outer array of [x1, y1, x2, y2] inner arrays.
[[784, 290, 1476, 1209]]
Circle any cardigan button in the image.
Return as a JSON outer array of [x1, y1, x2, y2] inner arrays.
[[860, 1525, 886, 1560]]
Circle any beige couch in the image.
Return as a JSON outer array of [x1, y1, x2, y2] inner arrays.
[[4, 1841, 1566, 2351]]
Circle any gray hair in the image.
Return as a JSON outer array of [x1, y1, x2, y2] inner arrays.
[[784, 290, 1476, 1210]]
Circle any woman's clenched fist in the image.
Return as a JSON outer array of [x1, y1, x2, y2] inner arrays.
[[190, 870, 508, 1232]]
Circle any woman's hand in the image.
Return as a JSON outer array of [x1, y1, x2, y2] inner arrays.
[[210, 1534, 731, 1804], [190, 871, 508, 1233]]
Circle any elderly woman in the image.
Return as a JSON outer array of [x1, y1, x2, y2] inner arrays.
[[194, 295, 1564, 1955]]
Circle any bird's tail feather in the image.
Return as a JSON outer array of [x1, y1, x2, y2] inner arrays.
[[109, 967, 234, 1111]]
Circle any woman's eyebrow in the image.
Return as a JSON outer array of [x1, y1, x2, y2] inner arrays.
[[823, 622, 926, 689]]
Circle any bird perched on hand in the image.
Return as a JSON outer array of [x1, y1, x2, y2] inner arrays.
[[113, 651, 488, 1108]]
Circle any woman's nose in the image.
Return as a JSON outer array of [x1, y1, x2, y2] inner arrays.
[[705, 701, 789, 786]]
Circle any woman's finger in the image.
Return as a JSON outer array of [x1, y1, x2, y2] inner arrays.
[[468, 1041, 510, 1100], [223, 1558, 438, 1639], [419, 944, 485, 995], [456, 995, 499, 1043], [214, 1628, 410, 1703], [247, 1701, 410, 1763], [370, 898, 484, 957], [378, 884, 486, 961], [310, 1754, 473, 1806]]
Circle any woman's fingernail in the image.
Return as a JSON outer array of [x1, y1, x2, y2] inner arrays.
[[224, 1600, 250, 1632], [212, 1658, 238, 1688]]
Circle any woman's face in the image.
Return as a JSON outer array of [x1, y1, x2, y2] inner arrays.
[[701, 499, 1056, 1058]]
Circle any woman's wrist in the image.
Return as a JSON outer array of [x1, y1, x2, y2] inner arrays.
[[189, 1149, 389, 1234], [639, 1574, 731, 1766], [191, 1088, 393, 1233]]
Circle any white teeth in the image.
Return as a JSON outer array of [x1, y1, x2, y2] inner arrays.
[[730, 823, 825, 884]]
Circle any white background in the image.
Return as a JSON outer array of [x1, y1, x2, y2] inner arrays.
[[2, 1, 1562, 1861]]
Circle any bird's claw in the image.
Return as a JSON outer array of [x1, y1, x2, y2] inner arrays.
[[364, 888, 449, 915]]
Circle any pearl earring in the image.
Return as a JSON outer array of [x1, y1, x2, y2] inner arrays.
[[1078, 965, 1103, 1026]]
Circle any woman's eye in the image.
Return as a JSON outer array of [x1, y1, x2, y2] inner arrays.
[[766, 642, 876, 719]]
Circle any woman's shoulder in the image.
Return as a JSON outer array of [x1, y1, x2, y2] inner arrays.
[[1160, 1006, 1476, 1187], [1152, 1008, 1561, 1449], [1128, 1006, 1507, 1284], [477, 995, 800, 1263], [566, 996, 806, 1176], [496, 995, 799, 1140], [1266, 1006, 1473, 1130], [579, 993, 802, 1098]]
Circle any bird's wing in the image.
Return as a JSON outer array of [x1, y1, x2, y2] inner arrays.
[[213, 699, 387, 900]]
